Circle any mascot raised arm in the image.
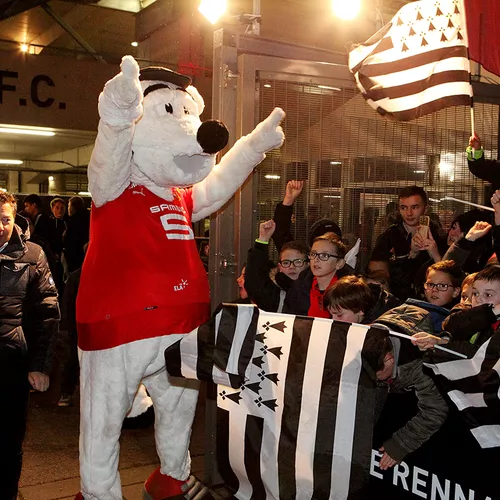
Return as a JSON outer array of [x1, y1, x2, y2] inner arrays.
[[75, 55, 284, 500]]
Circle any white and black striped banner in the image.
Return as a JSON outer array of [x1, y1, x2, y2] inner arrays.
[[348, 0, 472, 121], [424, 334, 500, 449], [165, 303, 259, 388], [165, 304, 391, 499]]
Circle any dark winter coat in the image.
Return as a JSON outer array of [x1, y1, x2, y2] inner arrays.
[[442, 303, 498, 349], [370, 222, 447, 301], [0, 225, 60, 373], [50, 215, 67, 257], [363, 284, 401, 324], [272, 202, 295, 253], [372, 304, 449, 462], [405, 298, 451, 333], [245, 241, 294, 312], [63, 209, 90, 273], [467, 153, 500, 190]]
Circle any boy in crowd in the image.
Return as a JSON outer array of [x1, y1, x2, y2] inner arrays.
[[413, 265, 500, 353], [284, 234, 350, 317], [460, 272, 477, 304], [323, 275, 400, 324], [406, 260, 463, 332], [245, 220, 309, 312], [323, 276, 448, 470]]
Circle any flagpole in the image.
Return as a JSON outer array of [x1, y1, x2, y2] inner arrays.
[[470, 105, 475, 137], [440, 196, 494, 212], [347, 320, 468, 359], [262, 312, 469, 359]]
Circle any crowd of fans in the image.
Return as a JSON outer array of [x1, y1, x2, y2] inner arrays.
[[234, 133, 500, 471]]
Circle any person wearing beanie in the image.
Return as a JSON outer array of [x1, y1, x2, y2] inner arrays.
[[308, 218, 342, 245]]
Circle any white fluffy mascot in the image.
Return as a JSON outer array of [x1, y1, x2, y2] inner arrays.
[[75, 55, 284, 500]]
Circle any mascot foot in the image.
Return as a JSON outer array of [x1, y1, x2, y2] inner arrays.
[[143, 468, 208, 500]]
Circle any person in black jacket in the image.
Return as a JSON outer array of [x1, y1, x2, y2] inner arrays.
[[271, 180, 342, 252], [0, 191, 60, 500], [63, 196, 90, 274], [369, 186, 447, 301], [245, 219, 309, 312], [467, 133, 500, 190], [23, 193, 56, 252]]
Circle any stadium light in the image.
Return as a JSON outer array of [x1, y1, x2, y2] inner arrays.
[[198, 0, 227, 25], [199, 0, 261, 35], [331, 0, 361, 20]]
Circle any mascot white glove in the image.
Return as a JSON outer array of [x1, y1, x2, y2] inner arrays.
[[98, 55, 143, 128], [247, 108, 285, 154]]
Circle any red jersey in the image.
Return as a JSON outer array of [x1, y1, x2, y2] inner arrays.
[[77, 185, 210, 351]]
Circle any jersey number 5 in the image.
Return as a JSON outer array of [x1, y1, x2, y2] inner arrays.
[[160, 213, 195, 240]]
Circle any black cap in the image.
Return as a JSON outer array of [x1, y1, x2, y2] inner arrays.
[[139, 66, 192, 90], [309, 218, 342, 244]]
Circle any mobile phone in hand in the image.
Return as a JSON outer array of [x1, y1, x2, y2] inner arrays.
[[417, 215, 430, 239]]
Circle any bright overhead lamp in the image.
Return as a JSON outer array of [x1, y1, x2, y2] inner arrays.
[[331, 0, 361, 20], [265, 174, 280, 180], [0, 159, 23, 165], [48, 176, 54, 181], [329, 161, 342, 165], [0, 127, 55, 137], [78, 191, 91, 196], [131, 41, 138, 47], [20, 43, 29, 53], [263, 84, 272, 88], [198, 0, 227, 24]]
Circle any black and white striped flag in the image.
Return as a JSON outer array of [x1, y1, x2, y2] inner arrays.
[[424, 334, 500, 449], [348, 0, 472, 121], [165, 303, 259, 388], [166, 304, 390, 499]]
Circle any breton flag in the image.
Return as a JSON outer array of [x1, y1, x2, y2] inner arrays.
[[348, 0, 473, 121], [165, 304, 389, 500], [424, 334, 500, 449]]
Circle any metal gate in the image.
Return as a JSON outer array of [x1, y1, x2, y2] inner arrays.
[[206, 29, 499, 487], [209, 30, 499, 304]]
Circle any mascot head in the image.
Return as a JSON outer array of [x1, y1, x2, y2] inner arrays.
[[131, 67, 229, 188]]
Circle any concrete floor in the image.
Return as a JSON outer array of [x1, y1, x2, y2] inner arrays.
[[18, 382, 209, 500]]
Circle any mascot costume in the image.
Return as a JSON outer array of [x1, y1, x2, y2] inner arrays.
[[75, 55, 284, 500]]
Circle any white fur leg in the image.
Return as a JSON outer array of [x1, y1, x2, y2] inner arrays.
[[142, 364, 200, 480], [79, 335, 194, 498], [126, 384, 153, 418], [79, 347, 139, 500]]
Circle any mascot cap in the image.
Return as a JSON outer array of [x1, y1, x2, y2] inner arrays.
[[139, 67, 192, 90]]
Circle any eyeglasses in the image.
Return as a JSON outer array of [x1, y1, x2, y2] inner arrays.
[[424, 282, 454, 292], [278, 258, 307, 268], [308, 252, 341, 262]]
